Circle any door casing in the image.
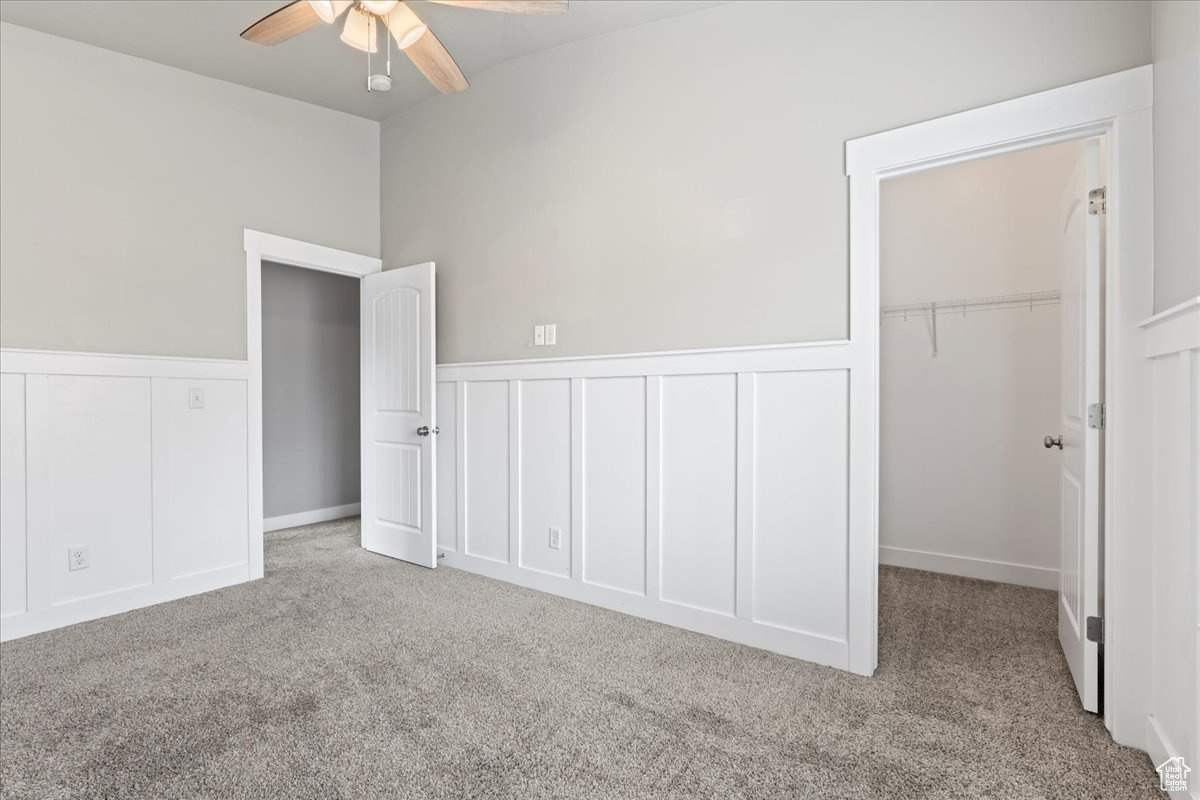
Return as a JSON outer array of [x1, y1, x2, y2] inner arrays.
[[243, 229, 382, 579], [845, 66, 1154, 749]]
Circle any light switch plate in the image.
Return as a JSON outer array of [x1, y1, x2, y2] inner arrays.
[[545, 324, 556, 346], [188, 388, 205, 409], [534, 325, 546, 346]]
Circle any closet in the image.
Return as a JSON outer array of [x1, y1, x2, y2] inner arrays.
[[878, 140, 1084, 591]]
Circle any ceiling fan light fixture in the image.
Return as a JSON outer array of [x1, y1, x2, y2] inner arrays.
[[386, 2, 427, 50], [360, 0, 400, 14], [307, 0, 352, 24], [340, 9, 379, 52]]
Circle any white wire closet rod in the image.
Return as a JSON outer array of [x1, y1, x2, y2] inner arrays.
[[880, 290, 1061, 319]]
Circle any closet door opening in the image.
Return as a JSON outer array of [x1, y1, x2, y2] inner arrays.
[[878, 137, 1106, 713]]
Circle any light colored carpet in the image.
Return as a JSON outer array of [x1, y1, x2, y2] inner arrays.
[[1, 518, 1161, 799]]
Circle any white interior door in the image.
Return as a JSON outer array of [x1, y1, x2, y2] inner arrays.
[[360, 262, 437, 568], [1056, 138, 1104, 712]]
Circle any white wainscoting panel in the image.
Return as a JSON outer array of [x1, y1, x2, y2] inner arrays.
[[0, 349, 250, 641], [0, 373, 27, 618], [660, 373, 737, 616], [437, 342, 856, 669], [751, 370, 849, 641], [41, 375, 154, 606], [435, 381, 457, 552], [152, 378, 248, 580], [463, 380, 510, 564], [582, 376, 647, 596], [518, 379, 572, 578]]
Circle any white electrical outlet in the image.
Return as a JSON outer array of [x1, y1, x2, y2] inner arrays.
[[188, 388, 205, 409], [534, 325, 546, 346], [545, 323, 557, 346], [549, 527, 561, 550], [68, 546, 89, 571]]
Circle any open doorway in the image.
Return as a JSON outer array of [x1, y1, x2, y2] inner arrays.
[[877, 136, 1107, 714], [261, 262, 361, 533], [243, 231, 439, 577]]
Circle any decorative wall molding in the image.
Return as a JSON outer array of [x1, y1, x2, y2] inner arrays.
[[0, 348, 248, 380], [264, 503, 361, 533], [1141, 294, 1200, 780], [437, 339, 851, 382], [879, 546, 1058, 591], [1, 350, 250, 641], [437, 338, 851, 371], [435, 342, 858, 671], [1140, 295, 1200, 359]]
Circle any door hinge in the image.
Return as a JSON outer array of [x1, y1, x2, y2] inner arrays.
[[1087, 402, 1105, 430], [1088, 186, 1107, 215], [1086, 616, 1104, 644]]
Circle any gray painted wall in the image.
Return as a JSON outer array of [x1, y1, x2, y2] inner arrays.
[[0, 23, 379, 360], [381, 0, 1151, 364], [1151, 0, 1200, 312], [262, 262, 360, 519]]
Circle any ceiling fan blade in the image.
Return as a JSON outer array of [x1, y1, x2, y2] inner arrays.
[[426, 0, 568, 13], [241, 1, 322, 46], [405, 29, 469, 93]]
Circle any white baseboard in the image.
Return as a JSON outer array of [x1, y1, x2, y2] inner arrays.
[[263, 503, 361, 532], [0, 563, 249, 642], [440, 549, 849, 670], [1146, 714, 1196, 799], [880, 545, 1058, 591]]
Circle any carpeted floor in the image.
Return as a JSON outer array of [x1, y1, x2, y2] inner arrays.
[[1, 518, 1161, 799]]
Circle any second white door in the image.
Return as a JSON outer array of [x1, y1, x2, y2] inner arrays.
[[360, 262, 437, 568]]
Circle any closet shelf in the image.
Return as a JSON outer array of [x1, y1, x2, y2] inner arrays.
[[881, 290, 1061, 357], [880, 290, 1061, 319]]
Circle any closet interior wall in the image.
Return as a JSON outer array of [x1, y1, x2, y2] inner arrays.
[[879, 140, 1083, 590]]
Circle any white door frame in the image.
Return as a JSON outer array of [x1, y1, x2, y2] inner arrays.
[[845, 66, 1154, 749], [243, 229, 382, 578]]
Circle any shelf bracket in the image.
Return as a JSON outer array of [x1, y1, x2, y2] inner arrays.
[[930, 300, 938, 357]]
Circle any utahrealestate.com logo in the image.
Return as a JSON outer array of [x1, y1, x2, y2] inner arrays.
[[1157, 756, 1190, 792]]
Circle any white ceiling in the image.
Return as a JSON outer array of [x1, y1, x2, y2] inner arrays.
[[0, 0, 727, 120]]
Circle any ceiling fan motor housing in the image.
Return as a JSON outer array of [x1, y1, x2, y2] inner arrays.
[[241, 0, 572, 94]]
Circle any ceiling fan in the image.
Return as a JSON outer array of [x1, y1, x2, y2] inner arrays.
[[241, 1, 567, 94]]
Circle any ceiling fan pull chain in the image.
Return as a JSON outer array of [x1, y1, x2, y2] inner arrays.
[[366, 14, 373, 91]]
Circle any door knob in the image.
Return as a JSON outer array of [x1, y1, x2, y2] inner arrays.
[[1043, 435, 1063, 449], [417, 426, 439, 436]]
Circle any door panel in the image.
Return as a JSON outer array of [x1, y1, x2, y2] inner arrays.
[[1057, 139, 1103, 712], [361, 263, 437, 567]]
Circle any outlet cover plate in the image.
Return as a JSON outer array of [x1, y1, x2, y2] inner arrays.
[[68, 546, 89, 571]]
